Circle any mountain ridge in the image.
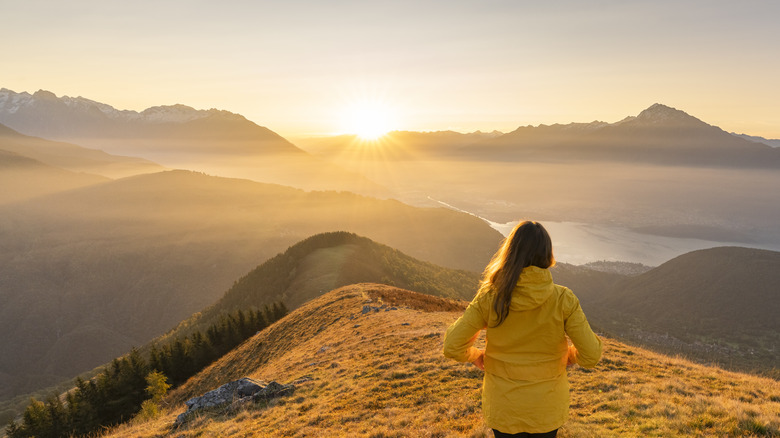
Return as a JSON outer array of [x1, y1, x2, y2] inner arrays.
[[2, 88, 247, 126], [475, 103, 780, 168], [0, 87, 391, 196], [0, 148, 110, 204], [0, 121, 162, 179], [0, 87, 305, 156]]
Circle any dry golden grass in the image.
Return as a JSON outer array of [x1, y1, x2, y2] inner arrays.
[[102, 284, 780, 437]]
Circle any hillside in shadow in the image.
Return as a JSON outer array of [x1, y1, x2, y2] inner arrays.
[[0, 171, 502, 403], [589, 246, 780, 377]]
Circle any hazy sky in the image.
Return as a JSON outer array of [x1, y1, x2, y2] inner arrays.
[[2, 0, 779, 138]]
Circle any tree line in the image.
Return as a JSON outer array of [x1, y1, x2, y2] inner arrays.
[[6, 303, 287, 438]]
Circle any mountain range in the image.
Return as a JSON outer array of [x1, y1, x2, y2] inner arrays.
[[298, 103, 780, 169], [466, 103, 780, 168], [733, 132, 780, 148], [0, 88, 387, 195], [0, 88, 298, 155]]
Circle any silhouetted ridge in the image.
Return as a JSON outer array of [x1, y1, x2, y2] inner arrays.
[[464, 103, 780, 168]]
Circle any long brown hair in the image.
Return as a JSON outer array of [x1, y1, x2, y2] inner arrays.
[[478, 221, 555, 326]]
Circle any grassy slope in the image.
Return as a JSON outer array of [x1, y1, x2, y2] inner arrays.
[[105, 284, 780, 438]]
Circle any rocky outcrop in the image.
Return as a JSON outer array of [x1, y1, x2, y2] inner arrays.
[[174, 377, 301, 427]]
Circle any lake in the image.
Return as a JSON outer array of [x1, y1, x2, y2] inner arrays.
[[430, 197, 780, 266]]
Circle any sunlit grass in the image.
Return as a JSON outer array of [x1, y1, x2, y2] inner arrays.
[[103, 285, 780, 437]]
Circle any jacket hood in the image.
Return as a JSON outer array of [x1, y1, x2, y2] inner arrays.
[[509, 266, 555, 311]]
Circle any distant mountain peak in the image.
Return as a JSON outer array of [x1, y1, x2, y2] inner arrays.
[[633, 103, 707, 127], [32, 89, 58, 100]]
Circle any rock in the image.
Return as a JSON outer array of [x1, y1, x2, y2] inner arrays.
[[362, 305, 384, 314], [251, 381, 295, 402], [183, 377, 264, 411], [175, 377, 295, 427]]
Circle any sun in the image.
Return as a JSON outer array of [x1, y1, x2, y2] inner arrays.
[[340, 100, 397, 141]]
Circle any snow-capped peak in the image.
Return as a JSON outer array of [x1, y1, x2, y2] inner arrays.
[[0, 88, 242, 124], [0, 88, 33, 114]]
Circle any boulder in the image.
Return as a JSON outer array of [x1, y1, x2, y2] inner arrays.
[[175, 377, 295, 427]]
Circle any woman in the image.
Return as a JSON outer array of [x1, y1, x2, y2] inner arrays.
[[443, 221, 602, 437]]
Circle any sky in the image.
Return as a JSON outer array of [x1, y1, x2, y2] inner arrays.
[[2, 0, 779, 138]]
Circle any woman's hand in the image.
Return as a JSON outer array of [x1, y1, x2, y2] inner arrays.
[[567, 345, 578, 367], [472, 351, 485, 371]]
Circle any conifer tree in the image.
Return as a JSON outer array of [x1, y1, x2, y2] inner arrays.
[[136, 371, 170, 421]]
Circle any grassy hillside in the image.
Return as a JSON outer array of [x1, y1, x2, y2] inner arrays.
[[103, 284, 780, 437], [0, 170, 502, 402], [590, 247, 780, 377]]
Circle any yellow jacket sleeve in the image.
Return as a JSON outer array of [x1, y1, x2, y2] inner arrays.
[[443, 294, 489, 363], [563, 289, 602, 368]]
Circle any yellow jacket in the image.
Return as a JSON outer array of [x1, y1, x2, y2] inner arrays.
[[443, 266, 602, 434]]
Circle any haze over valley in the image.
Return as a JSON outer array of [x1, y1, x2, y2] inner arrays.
[[298, 104, 780, 264]]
